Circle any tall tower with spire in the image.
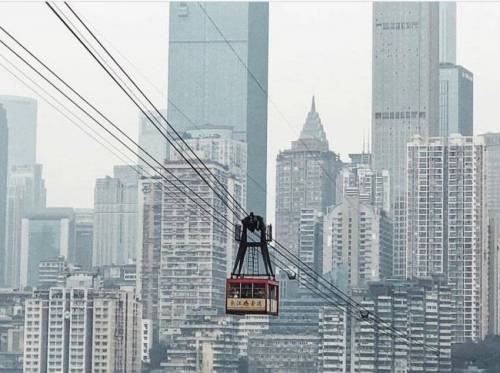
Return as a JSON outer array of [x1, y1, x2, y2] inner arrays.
[[275, 97, 341, 271]]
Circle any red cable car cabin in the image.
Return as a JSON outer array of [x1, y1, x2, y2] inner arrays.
[[226, 278, 279, 315], [226, 213, 279, 316]]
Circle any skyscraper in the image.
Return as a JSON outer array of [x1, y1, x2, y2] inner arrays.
[[0, 105, 8, 287], [372, 2, 440, 278], [438, 3, 474, 138], [488, 220, 500, 335], [407, 135, 488, 342], [159, 160, 242, 338], [23, 277, 141, 373], [138, 109, 168, 168], [480, 133, 500, 221], [439, 64, 473, 136], [319, 278, 453, 372], [170, 125, 247, 207], [137, 176, 163, 343], [439, 2, 456, 65], [19, 208, 74, 288], [479, 133, 500, 335], [323, 192, 393, 287], [298, 208, 324, 280], [167, 2, 269, 216], [93, 165, 141, 267], [169, 125, 247, 275], [0, 96, 37, 170], [164, 308, 239, 371], [4, 164, 46, 288], [275, 98, 341, 259], [74, 208, 94, 270], [336, 162, 390, 213]]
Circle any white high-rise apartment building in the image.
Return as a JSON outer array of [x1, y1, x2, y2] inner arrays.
[[488, 222, 500, 335], [337, 163, 390, 213], [137, 176, 163, 343], [480, 133, 500, 334], [165, 308, 239, 372], [23, 292, 48, 373], [407, 135, 488, 342], [93, 165, 142, 266], [298, 208, 324, 282], [169, 124, 248, 219], [323, 192, 392, 287], [318, 306, 347, 372], [23, 276, 141, 373], [480, 133, 500, 220], [318, 278, 454, 372], [159, 160, 242, 338], [372, 2, 440, 278], [137, 127, 246, 343]]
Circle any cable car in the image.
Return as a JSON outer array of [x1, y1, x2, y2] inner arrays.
[[226, 213, 279, 316]]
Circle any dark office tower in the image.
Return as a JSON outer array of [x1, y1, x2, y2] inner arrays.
[[19, 208, 75, 288], [275, 98, 341, 260], [371, 2, 440, 278], [0, 105, 7, 286], [0, 96, 37, 170], [439, 64, 473, 136], [167, 2, 269, 216], [74, 208, 94, 270]]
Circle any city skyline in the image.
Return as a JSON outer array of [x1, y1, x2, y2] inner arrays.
[[1, 2, 500, 225], [1, 2, 500, 371]]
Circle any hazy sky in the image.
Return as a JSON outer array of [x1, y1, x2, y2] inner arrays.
[[1, 1, 500, 224]]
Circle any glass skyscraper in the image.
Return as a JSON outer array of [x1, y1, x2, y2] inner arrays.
[[0, 95, 37, 171], [439, 64, 473, 137], [167, 2, 269, 217], [0, 105, 7, 286], [371, 2, 440, 278], [438, 3, 474, 137], [4, 164, 46, 287], [19, 208, 74, 288]]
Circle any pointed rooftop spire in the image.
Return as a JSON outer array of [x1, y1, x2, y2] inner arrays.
[[311, 95, 316, 113], [297, 96, 328, 145]]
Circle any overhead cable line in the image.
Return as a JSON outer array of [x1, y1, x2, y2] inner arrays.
[[67, 6, 267, 195], [0, 28, 239, 231], [34, 5, 441, 354], [195, 2, 426, 346], [53, 1, 248, 221]]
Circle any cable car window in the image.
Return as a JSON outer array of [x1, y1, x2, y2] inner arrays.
[[229, 284, 240, 298], [253, 284, 265, 298], [269, 285, 277, 300], [241, 284, 252, 298]]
